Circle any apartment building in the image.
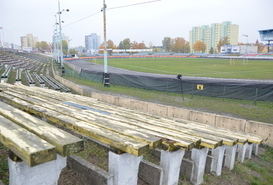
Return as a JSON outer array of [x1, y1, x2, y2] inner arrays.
[[189, 21, 239, 53], [20, 34, 38, 49], [85, 33, 101, 54]]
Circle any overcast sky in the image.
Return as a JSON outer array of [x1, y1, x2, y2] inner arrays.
[[1, 0, 272, 47]]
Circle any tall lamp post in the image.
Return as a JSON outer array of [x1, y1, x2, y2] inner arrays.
[[102, 0, 110, 87], [57, 0, 69, 74], [53, 15, 59, 64]]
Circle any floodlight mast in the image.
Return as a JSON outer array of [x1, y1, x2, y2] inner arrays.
[[58, 0, 63, 69], [57, 0, 69, 74]]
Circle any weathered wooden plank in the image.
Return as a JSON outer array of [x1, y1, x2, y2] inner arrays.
[[1, 91, 213, 148], [59, 99, 239, 146], [0, 91, 197, 150], [0, 115, 56, 167], [0, 87, 246, 147], [0, 92, 163, 149], [175, 120, 264, 144], [0, 84, 265, 149], [0, 101, 84, 156], [1, 89, 220, 149], [0, 93, 149, 156]]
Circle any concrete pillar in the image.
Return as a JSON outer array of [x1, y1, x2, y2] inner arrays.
[[245, 143, 253, 159], [191, 147, 209, 185], [211, 145, 226, 176], [160, 149, 185, 185], [224, 144, 237, 170], [8, 154, 67, 185], [237, 144, 247, 163], [252, 143, 259, 155], [109, 152, 142, 185]]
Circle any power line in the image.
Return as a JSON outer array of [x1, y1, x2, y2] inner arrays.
[[63, 0, 161, 27], [63, 11, 101, 27], [108, 0, 161, 11]]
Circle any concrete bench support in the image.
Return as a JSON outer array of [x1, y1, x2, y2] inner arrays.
[[191, 147, 209, 185], [252, 143, 259, 155], [211, 145, 227, 176], [67, 155, 113, 185], [8, 154, 67, 185], [160, 149, 185, 185], [205, 155, 213, 173], [245, 143, 253, 159], [237, 144, 247, 163], [139, 160, 163, 185], [109, 152, 142, 185], [180, 158, 194, 181], [224, 144, 237, 170]]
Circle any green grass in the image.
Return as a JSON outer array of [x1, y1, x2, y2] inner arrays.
[[88, 58, 273, 80], [0, 143, 9, 184]]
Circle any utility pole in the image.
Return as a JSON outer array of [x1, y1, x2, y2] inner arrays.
[[102, 0, 110, 87]]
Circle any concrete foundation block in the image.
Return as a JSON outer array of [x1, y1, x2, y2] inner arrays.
[[211, 145, 227, 176], [237, 144, 247, 163], [67, 155, 113, 185], [9, 154, 66, 185], [180, 158, 194, 181], [245, 143, 253, 159], [205, 155, 213, 173], [224, 144, 237, 170], [191, 147, 209, 185], [160, 149, 185, 185], [138, 160, 163, 185], [252, 143, 259, 155], [109, 152, 142, 185]]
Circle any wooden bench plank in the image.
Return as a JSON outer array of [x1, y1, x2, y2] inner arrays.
[[0, 93, 150, 156], [0, 101, 84, 156], [0, 115, 56, 167], [0, 84, 265, 149], [0, 91, 197, 150], [1, 88, 224, 149], [58, 99, 240, 146], [2, 90, 218, 148], [0, 91, 163, 149]]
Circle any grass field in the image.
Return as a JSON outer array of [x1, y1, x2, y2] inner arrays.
[[88, 57, 273, 80]]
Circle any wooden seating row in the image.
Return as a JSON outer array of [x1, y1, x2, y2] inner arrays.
[[0, 83, 266, 158]]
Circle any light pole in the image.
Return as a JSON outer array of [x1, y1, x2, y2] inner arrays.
[[57, 0, 69, 74], [53, 15, 59, 64], [242, 34, 248, 54], [102, 0, 109, 87]]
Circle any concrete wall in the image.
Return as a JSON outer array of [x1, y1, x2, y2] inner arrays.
[[54, 74, 273, 147], [67, 155, 113, 185]]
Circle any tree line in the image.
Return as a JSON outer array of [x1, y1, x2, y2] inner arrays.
[[34, 36, 265, 55]]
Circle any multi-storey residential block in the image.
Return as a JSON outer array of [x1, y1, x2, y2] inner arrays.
[[85, 33, 101, 54], [20, 34, 38, 49], [189, 21, 239, 53]]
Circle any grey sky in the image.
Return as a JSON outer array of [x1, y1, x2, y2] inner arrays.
[[1, 0, 272, 47]]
